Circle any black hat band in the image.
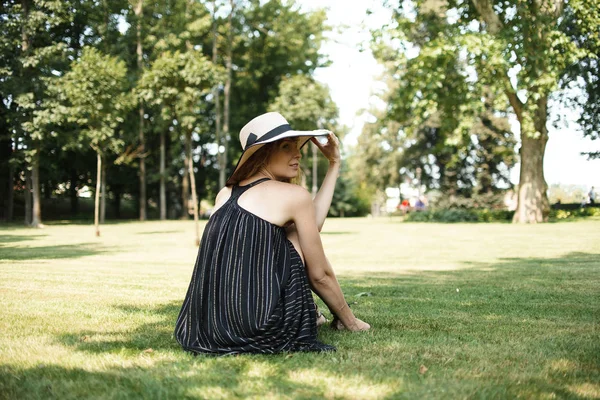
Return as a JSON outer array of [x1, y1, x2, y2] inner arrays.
[[245, 124, 292, 149]]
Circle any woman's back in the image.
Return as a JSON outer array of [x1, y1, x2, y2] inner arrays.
[[213, 179, 299, 227], [174, 178, 334, 355]]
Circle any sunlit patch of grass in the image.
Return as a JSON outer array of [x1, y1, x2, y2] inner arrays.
[[567, 383, 600, 398], [289, 368, 396, 399], [1, 219, 599, 398]]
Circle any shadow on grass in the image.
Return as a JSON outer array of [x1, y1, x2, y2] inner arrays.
[[0, 356, 357, 400], [57, 302, 182, 354], [0, 234, 48, 245], [26, 251, 600, 398], [44, 219, 143, 226], [0, 243, 115, 260]]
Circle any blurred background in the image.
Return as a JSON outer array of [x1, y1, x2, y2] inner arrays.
[[1, 0, 599, 226]]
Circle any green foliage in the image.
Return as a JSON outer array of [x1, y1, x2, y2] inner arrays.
[[48, 47, 132, 153], [560, 0, 600, 158], [230, 0, 328, 133], [549, 207, 600, 220], [268, 74, 338, 130], [268, 74, 341, 192], [1, 0, 74, 167], [406, 205, 600, 223], [138, 49, 223, 128], [405, 208, 513, 223], [328, 171, 371, 218], [1, 0, 334, 222], [362, 1, 517, 197], [433, 191, 508, 210], [367, 0, 600, 223]]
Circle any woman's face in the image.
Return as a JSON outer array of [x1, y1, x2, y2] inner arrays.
[[265, 138, 301, 181]]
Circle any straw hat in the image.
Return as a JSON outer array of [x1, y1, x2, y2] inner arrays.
[[226, 112, 329, 185]]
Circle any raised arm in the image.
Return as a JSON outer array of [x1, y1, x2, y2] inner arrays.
[[287, 186, 369, 331], [311, 133, 341, 231]]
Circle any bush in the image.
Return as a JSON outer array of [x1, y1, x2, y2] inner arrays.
[[405, 206, 600, 223], [549, 207, 600, 220], [405, 208, 513, 223], [433, 192, 507, 210]]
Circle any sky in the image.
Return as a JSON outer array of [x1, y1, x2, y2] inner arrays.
[[297, 0, 600, 188]]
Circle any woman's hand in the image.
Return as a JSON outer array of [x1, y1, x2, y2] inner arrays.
[[311, 132, 340, 165]]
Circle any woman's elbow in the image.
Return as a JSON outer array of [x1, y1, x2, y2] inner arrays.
[[309, 271, 329, 287]]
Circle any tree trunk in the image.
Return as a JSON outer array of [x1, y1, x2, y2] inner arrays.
[[24, 169, 32, 225], [135, 0, 146, 221], [69, 165, 79, 215], [100, 158, 106, 223], [7, 163, 14, 221], [188, 146, 200, 246], [512, 101, 550, 223], [301, 146, 309, 189], [31, 143, 42, 227], [21, 0, 35, 227], [181, 132, 191, 219], [138, 106, 146, 221], [0, 121, 13, 221], [213, 0, 224, 188], [114, 188, 121, 219], [221, 0, 234, 186], [160, 131, 166, 220], [312, 143, 318, 197], [94, 152, 101, 236]]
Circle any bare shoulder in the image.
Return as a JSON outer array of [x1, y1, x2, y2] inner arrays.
[[260, 181, 312, 206], [236, 181, 313, 227], [213, 186, 232, 213]]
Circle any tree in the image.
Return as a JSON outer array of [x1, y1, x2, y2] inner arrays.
[[328, 163, 372, 217], [9, 0, 72, 227], [138, 50, 221, 224], [49, 47, 131, 236], [560, 2, 600, 159], [0, 0, 333, 224], [219, 0, 234, 190], [212, 0, 224, 188], [375, 0, 594, 222], [0, 1, 22, 221], [268, 74, 338, 192], [362, 1, 515, 203], [227, 0, 328, 163], [133, 0, 147, 221]]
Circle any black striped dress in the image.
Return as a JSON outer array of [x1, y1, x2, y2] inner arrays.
[[174, 178, 335, 355]]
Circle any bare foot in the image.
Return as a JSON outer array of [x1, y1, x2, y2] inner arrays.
[[316, 312, 328, 327], [331, 316, 370, 331], [331, 317, 345, 331]]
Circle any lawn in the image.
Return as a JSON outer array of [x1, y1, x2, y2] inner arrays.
[[1, 218, 599, 399]]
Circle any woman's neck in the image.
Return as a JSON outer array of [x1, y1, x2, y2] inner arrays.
[[240, 170, 275, 186]]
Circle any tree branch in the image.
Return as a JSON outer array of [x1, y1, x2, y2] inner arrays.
[[553, 0, 565, 18], [471, 1, 524, 121], [505, 89, 523, 123], [470, 0, 503, 34]]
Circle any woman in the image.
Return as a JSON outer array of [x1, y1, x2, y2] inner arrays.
[[174, 112, 370, 355]]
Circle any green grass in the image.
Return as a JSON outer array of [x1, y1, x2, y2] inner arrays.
[[1, 218, 599, 399]]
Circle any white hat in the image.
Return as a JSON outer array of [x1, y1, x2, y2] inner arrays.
[[226, 112, 329, 185]]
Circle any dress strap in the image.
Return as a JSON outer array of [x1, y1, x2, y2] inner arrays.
[[231, 177, 271, 198]]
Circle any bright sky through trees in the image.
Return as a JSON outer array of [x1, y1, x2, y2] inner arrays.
[[299, 0, 600, 187]]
